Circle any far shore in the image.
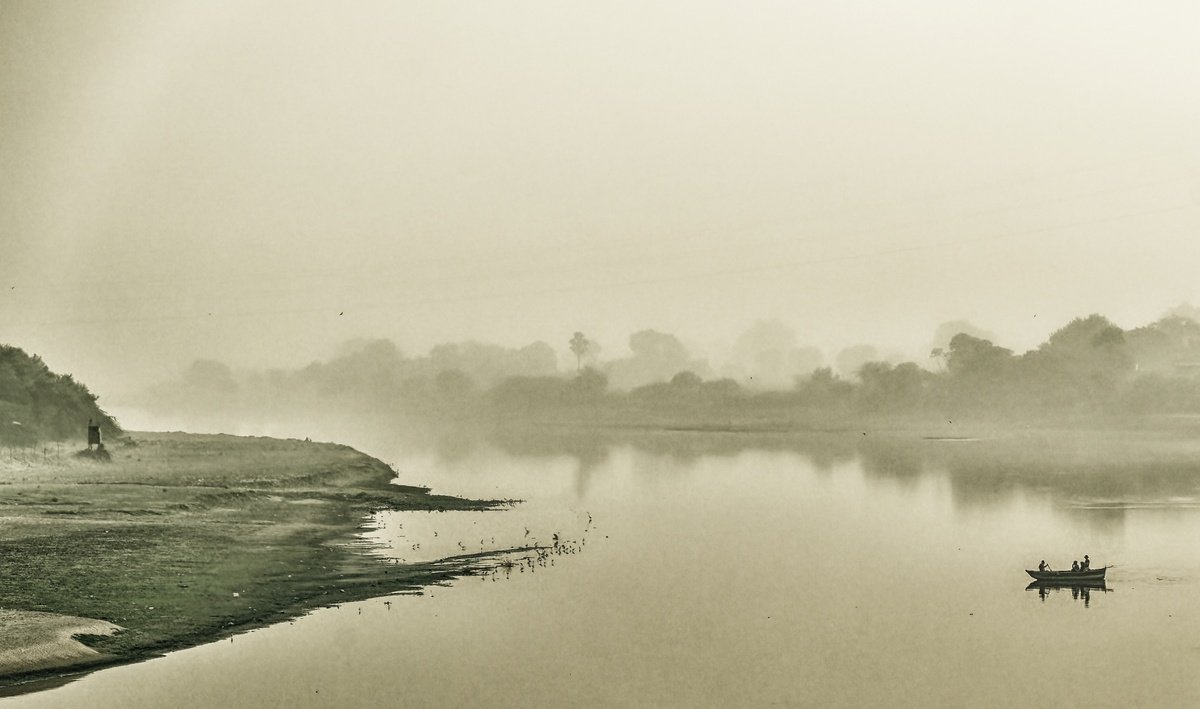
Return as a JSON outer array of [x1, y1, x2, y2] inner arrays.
[[0, 432, 517, 693], [453, 409, 1200, 459]]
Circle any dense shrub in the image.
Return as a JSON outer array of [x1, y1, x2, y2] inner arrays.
[[0, 345, 122, 445]]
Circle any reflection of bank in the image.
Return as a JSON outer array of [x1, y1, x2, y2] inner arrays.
[[1026, 580, 1111, 607]]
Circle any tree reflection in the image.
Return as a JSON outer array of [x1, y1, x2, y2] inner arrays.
[[378, 423, 1200, 533]]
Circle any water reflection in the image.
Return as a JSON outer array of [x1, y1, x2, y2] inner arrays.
[[1026, 580, 1112, 607], [190, 405, 1200, 523], [376, 425, 1200, 535], [10, 422, 1200, 708]]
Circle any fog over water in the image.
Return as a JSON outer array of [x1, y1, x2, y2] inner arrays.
[[4, 3, 1200, 706], [3, 1, 1200, 399]]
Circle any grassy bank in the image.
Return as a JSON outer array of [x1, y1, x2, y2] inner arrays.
[[0, 432, 509, 690]]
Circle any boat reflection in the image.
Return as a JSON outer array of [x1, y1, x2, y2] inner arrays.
[[1026, 580, 1111, 607]]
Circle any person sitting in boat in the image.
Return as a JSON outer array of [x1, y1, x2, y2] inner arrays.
[[1081, 555, 1090, 571], [1071, 560, 1080, 572], [1038, 560, 1050, 572]]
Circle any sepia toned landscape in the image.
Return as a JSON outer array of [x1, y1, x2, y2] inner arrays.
[[4, 1, 1200, 707]]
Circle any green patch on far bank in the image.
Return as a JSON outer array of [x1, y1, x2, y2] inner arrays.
[[0, 432, 507, 690]]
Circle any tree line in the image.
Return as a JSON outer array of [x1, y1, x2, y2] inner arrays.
[[134, 307, 1200, 431], [485, 311, 1200, 422]]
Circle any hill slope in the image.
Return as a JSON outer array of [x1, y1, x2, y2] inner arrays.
[[0, 345, 121, 445]]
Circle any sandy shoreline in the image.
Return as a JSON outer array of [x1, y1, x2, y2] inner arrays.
[[0, 610, 121, 677], [0, 432, 506, 692]]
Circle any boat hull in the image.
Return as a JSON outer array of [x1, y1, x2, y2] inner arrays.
[[1026, 566, 1108, 583]]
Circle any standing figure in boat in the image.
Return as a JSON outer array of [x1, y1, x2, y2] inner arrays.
[[1081, 555, 1090, 571]]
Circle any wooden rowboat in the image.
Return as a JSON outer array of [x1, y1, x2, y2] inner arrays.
[[1026, 566, 1109, 583]]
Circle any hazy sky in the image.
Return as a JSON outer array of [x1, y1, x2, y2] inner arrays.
[[2, 0, 1199, 397]]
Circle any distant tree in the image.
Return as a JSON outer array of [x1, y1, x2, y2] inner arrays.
[[1041, 314, 1126, 355], [929, 320, 997, 355], [701, 377, 744, 400], [1127, 315, 1200, 374], [428, 340, 557, 386], [670, 371, 703, 389], [569, 332, 596, 372], [944, 334, 1014, 378], [628, 330, 689, 369], [930, 347, 947, 371], [1163, 302, 1200, 323], [856, 361, 930, 411], [513, 341, 559, 377], [934, 334, 1017, 412], [835, 345, 880, 380], [1022, 314, 1134, 410], [730, 320, 824, 389], [799, 367, 837, 390], [313, 339, 404, 397], [607, 329, 701, 389], [796, 367, 853, 409]]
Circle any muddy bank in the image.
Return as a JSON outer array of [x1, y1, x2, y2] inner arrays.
[[0, 432, 510, 691]]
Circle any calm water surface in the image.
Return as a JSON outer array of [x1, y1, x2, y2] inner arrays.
[[6, 431, 1200, 707]]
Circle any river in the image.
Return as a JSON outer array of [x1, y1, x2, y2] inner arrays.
[[5, 428, 1200, 707]]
